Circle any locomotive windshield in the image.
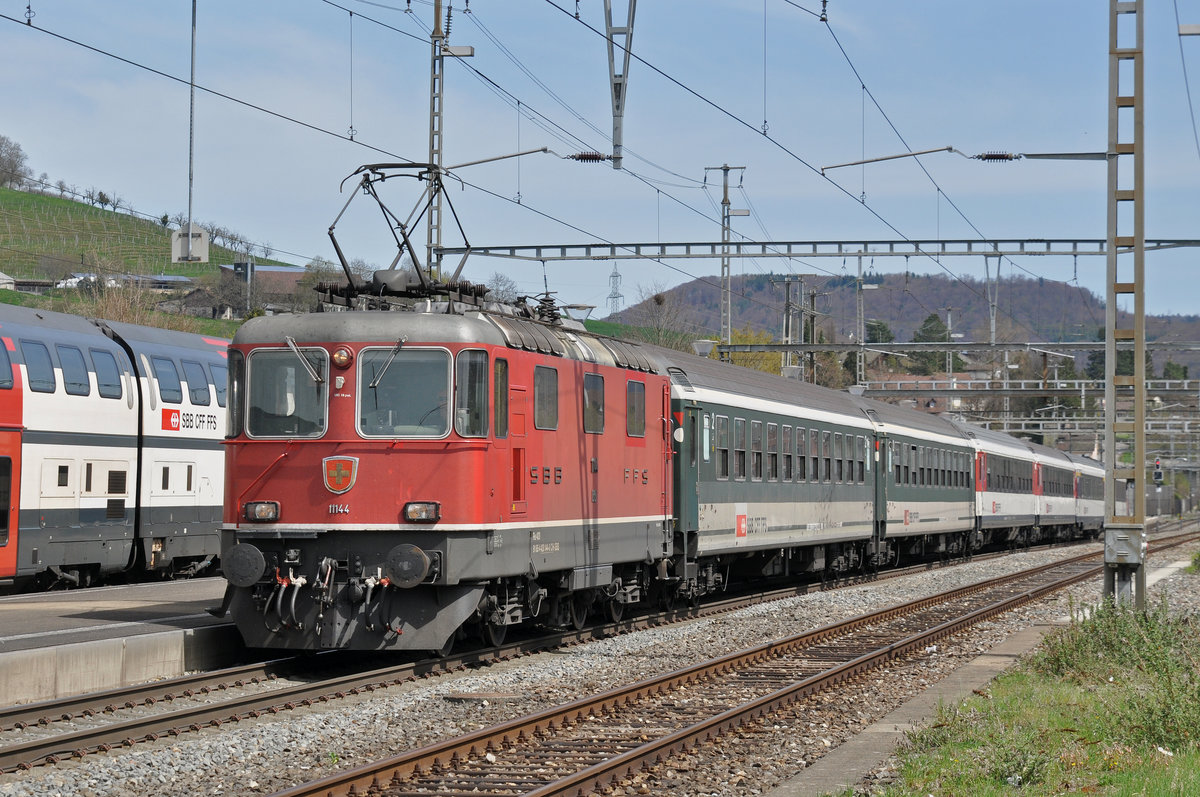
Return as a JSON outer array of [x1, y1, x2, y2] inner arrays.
[[245, 348, 328, 437], [358, 348, 451, 437]]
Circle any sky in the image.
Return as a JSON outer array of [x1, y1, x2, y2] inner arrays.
[[1, 1, 1198, 339]]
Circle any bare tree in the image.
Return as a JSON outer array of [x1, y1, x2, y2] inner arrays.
[[623, 282, 692, 351], [485, 271, 520, 303], [0, 134, 32, 188]]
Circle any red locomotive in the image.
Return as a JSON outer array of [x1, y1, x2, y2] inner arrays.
[[221, 303, 672, 651]]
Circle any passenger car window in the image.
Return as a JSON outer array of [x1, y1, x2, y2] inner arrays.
[[56, 345, 90, 396], [90, 349, 123, 399], [20, 340, 55, 393], [181, 360, 211, 406], [152, 356, 183, 404]]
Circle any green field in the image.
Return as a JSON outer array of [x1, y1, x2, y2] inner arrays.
[[0, 185, 290, 281]]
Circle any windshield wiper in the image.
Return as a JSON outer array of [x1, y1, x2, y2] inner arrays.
[[285, 336, 324, 384], [369, 335, 408, 389]]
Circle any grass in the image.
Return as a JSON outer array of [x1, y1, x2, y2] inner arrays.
[[864, 595, 1200, 796], [0, 185, 291, 280]]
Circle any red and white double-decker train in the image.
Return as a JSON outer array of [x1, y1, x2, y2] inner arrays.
[[0, 304, 227, 590]]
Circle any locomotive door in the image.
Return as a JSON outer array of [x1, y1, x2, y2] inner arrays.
[[0, 428, 19, 580], [509, 385, 527, 515]]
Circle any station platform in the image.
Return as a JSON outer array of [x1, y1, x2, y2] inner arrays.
[[0, 579, 242, 706]]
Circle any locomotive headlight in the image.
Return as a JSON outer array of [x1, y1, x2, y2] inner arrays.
[[403, 501, 441, 523], [332, 347, 354, 368], [244, 501, 280, 522]]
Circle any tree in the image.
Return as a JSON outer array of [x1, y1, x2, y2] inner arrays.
[[485, 271, 520, 304], [1162, 360, 1188, 380], [910, 313, 949, 375], [0, 134, 32, 188], [865, 319, 895, 344]]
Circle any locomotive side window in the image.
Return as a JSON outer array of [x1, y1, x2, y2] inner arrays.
[[248, 348, 328, 438], [20, 340, 55, 393], [583, 373, 604, 434], [209, 363, 228, 407], [0, 343, 11, 389], [714, 415, 729, 479], [625, 380, 645, 437], [534, 366, 558, 430], [152, 357, 183, 404], [358, 348, 448, 437], [181, 360, 211, 406], [493, 359, 508, 439], [90, 349, 123, 399], [455, 350, 489, 437], [56, 345, 90, 396]]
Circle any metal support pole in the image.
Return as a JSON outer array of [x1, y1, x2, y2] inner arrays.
[[426, 1, 446, 279], [603, 0, 636, 170], [1103, 0, 1146, 608]]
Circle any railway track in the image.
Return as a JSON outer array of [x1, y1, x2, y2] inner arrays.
[[1, 526, 1190, 778], [269, 532, 1199, 797]]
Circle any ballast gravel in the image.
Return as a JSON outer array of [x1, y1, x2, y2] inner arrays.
[[2, 539, 1198, 797]]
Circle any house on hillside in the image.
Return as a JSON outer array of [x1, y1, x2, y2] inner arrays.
[[0, 271, 15, 291], [216, 262, 307, 317]]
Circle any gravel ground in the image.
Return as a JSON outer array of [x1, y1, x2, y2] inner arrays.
[[2, 540, 1197, 797]]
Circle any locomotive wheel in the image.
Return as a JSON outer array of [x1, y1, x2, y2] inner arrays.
[[483, 620, 507, 647], [605, 599, 624, 622], [569, 592, 590, 630]]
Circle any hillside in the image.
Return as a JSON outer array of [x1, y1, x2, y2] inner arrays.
[[0, 185, 293, 281], [609, 271, 1200, 377]]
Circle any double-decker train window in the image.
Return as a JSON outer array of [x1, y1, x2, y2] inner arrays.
[[583, 373, 604, 434], [625, 380, 645, 437], [90, 349, 123, 399], [181, 360, 211, 406], [534, 366, 558, 430], [715, 415, 729, 479], [358, 347, 448, 437], [20, 340, 55, 393], [152, 357, 183, 404], [209, 363, 228, 407], [248, 348, 328, 438], [56, 345, 89, 396], [494, 359, 509, 439], [455, 350, 489, 437]]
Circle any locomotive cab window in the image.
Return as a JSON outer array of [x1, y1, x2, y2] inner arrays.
[[0, 344, 11, 389], [454, 350, 488, 437], [358, 347, 449, 438], [583, 373, 604, 434], [247, 348, 328, 438]]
